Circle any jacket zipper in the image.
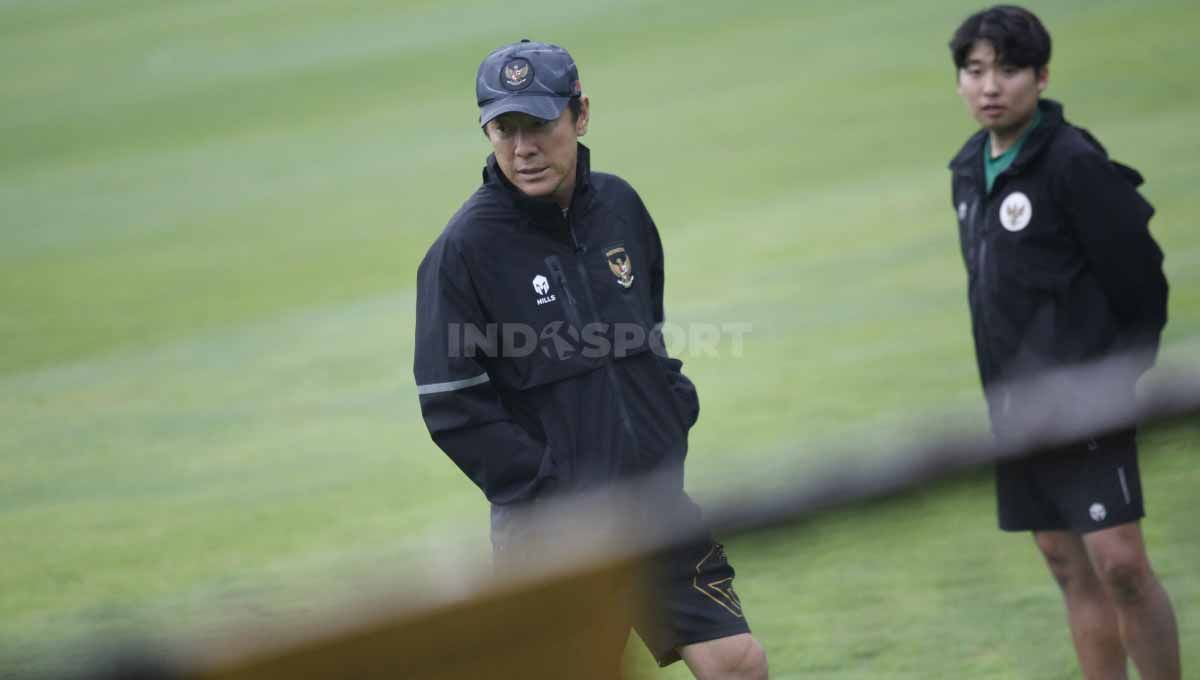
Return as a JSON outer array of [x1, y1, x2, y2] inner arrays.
[[977, 238, 994, 375], [545, 257, 578, 309], [970, 172, 1001, 401], [563, 211, 640, 448]]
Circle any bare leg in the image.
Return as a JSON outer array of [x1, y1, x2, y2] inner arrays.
[[1083, 523, 1181, 680], [679, 633, 768, 680], [1034, 531, 1127, 679]]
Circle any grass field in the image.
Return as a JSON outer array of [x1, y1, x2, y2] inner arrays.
[[2, 0, 1198, 677]]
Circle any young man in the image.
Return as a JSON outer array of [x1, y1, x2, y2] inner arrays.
[[947, 6, 1179, 679], [414, 39, 768, 679]]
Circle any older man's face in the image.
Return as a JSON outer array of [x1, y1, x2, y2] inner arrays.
[[485, 97, 590, 210]]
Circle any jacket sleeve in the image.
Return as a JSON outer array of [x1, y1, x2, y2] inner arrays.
[[644, 204, 701, 429], [1055, 151, 1168, 372], [414, 238, 552, 505]]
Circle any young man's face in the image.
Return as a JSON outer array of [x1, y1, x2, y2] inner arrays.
[[957, 40, 1047, 135], [485, 97, 590, 209]]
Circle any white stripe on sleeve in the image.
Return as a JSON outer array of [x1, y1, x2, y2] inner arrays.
[[416, 372, 491, 395]]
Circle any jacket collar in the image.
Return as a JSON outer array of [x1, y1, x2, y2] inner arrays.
[[482, 143, 594, 227], [948, 99, 1066, 176]]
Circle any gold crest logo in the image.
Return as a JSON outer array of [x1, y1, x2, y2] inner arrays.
[[605, 246, 634, 288]]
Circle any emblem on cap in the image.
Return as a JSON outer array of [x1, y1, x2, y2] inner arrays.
[[605, 245, 634, 289], [501, 58, 533, 91]]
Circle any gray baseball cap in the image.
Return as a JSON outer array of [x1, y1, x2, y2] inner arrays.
[[476, 39, 581, 128]]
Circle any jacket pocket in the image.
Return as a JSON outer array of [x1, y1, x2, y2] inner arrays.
[[657, 355, 699, 431]]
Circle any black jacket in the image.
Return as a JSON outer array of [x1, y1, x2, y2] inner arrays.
[[949, 99, 1168, 433], [414, 144, 698, 505]]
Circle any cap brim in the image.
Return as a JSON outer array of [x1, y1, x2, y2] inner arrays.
[[479, 95, 569, 128]]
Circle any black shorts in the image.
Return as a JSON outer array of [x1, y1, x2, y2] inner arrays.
[[996, 428, 1144, 533], [490, 495, 751, 667], [635, 535, 751, 666]]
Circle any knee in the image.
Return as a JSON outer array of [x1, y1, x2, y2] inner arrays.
[[739, 638, 768, 680], [683, 633, 768, 680], [731, 636, 769, 680], [1035, 537, 1084, 592], [1097, 560, 1152, 607], [705, 638, 772, 680], [1041, 552, 1074, 591]]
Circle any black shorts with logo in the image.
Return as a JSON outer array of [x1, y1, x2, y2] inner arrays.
[[996, 428, 1144, 533], [491, 494, 751, 667], [635, 536, 751, 666]]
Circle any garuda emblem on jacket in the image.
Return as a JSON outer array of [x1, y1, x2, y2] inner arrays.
[[605, 246, 634, 288]]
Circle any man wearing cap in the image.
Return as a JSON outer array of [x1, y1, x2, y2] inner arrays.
[[413, 40, 769, 678]]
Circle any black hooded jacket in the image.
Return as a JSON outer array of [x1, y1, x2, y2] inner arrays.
[[949, 99, 1168, 433], [414, 144, 698, 505]]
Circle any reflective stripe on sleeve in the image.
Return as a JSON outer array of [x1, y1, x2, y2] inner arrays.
[[416, 372, 491, 395]]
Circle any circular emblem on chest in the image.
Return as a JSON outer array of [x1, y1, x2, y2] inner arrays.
[[501, 58, 533, 91], [999, 191, 1033, 232]]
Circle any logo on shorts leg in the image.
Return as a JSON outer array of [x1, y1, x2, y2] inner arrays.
[[1089, 502, 1107, 522], [692, 543, 743, 618]]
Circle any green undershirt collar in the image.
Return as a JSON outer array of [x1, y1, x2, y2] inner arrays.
[[984, 107, 1042, 193]]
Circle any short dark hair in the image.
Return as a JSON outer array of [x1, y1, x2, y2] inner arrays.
[[949, 5, 1051, 71]]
